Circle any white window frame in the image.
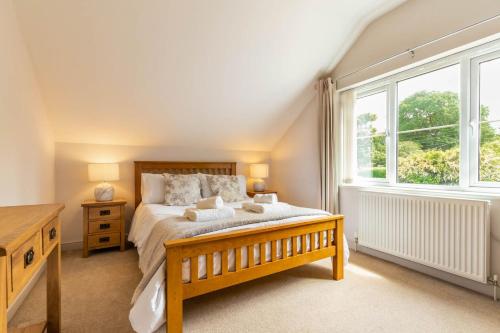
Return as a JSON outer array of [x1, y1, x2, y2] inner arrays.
[[347, 38, 500, 191], [470, 50, 500, 188], [354, 86, 390, 184]]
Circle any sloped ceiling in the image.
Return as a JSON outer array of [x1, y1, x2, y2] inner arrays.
[[14, 0, 404, 151]]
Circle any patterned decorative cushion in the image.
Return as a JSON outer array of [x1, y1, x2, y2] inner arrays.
[[206, 175, 246, 202], [163, 173, 202, 206]]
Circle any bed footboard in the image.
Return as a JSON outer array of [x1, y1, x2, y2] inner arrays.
[[164, 215, 344, 332]]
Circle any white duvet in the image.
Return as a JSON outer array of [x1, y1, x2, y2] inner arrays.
[[128, 202, 350, 333]]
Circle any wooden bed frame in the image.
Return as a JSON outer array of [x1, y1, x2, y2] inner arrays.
[[134, 161, 344, 333]]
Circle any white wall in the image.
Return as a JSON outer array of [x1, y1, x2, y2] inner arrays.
[[55, 142, 270, 245], [0, 0, 54, 205], [271, 94, 321, 209]]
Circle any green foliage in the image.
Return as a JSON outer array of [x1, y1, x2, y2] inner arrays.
[[357, 90, 500, 184], [398, 91, 460, 150], [397, 147, 460, 185], [479, 137, 500, 182], [398, 141, 422, 158], [358, 166, 386, 179], [480, 105, 497, 144]]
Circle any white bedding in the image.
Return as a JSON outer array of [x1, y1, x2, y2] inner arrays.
[[128, 202, 350, 333]]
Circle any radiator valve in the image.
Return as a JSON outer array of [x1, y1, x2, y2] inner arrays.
[[487, 274, 498, 301]]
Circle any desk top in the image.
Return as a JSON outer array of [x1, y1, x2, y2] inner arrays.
[[0, 204, 64, 253]]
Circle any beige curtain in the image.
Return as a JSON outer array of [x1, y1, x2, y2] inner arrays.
[[319, 78, 338, 213], [320, 79, 356, 213]]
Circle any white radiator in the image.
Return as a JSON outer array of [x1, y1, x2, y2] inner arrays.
[[359, 190, 490, 283]]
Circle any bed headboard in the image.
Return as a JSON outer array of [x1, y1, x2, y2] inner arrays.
[[134, 161, 237, 207]]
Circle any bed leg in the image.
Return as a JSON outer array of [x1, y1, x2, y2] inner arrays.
[[332, 218, 344, 280], [166, 247, 183, 333]]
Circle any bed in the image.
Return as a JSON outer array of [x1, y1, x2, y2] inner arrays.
[[129, 161, 347, 333]]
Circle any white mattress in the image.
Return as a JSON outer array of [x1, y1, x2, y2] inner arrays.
[[128, 202, 350, 333]]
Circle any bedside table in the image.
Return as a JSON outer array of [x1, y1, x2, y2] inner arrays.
[[81, 199, 126, 257], [247, 190, 278, 198]]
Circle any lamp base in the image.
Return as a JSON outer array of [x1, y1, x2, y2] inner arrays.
[[94, 183, 114, 201], [253, 179, 266, 192]]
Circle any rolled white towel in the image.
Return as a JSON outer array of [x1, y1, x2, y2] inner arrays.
[[196, 196, 223, 209], [253, 193, 278, 204], [184, 206, 235, 222], [242, 202, 290, 214]]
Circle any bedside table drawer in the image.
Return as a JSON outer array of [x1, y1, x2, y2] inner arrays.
[[11, 232, 42, 294], [42, 217, 59, 254], [88, 205, 121, 220], [88, 232, 120, 249], [88, 220, 121, 234]]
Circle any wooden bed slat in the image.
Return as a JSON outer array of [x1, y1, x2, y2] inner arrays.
[[183, 246, 337, 300], [301, 235, 306, 254], [206, 254, 213, 279], [311, 232, 316, 251], [292, 236, 298, 256], [248, 245, 254, 268], [271, 240, 277, 261], [259, 243, 266, 265], [282, 238, 288, 259], [235, 248, 241, 271], [222, 250, 228, 275], [190, 257, 198, 283]]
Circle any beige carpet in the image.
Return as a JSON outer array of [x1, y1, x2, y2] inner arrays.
[[9, 249, 500, 332]]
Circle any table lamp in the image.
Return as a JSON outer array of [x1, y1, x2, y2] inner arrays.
[[88, 163, 119, 201], [250, 163, 269, 192]]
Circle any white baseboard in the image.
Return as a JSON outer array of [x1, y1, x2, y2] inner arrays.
[[351, 244, 495, 299], [61, 241, 82, 251]]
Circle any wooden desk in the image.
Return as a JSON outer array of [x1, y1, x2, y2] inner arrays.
[[0, 204, 64, 333]]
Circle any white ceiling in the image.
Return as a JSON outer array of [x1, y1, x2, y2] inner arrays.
[[14, 0, 404, 151]]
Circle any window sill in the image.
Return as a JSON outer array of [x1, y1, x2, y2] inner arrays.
[[340, 183, 500, 200]]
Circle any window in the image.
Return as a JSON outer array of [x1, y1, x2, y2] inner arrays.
[[477, 57, 500, 183], [397, 65, 460, 185], [347, 39, 500, 189], [355, 91, 387, 180]]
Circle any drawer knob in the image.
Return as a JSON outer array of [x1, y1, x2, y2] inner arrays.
[[49, 227, 57, 240], [100, 223, 111, 230], [24, 248, 35, 268], [99, 236, 110, 243], [99, 209, 111, 216]]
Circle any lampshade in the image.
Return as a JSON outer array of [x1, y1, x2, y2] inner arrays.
[[88, 163, 119, 182], [250, 164, 269, 179]]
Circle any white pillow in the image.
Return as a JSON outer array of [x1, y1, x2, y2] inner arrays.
[[141, 173, 165, 204], [198, 174, 248, 199]]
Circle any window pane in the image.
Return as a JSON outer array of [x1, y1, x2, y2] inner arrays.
[[397, 65, 460, 185], [478, 57, 500, 183], [355, 91, 387, 179], [357, 135, 386, 178]]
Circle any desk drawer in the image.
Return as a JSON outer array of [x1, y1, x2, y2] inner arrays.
[[89, 205, 121, 221], [11, 232, 42, 293], [42, 218, 59, 254], [88, 232, 120, 249], [89, 220, 121, 234]]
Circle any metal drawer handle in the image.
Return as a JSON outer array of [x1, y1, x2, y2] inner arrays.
[[100, 209, 111, 216], [100, 223, 111, 230], [49, 227, 57, 240], [24, 248, 35, 268], [99, 236, 110, 243]]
